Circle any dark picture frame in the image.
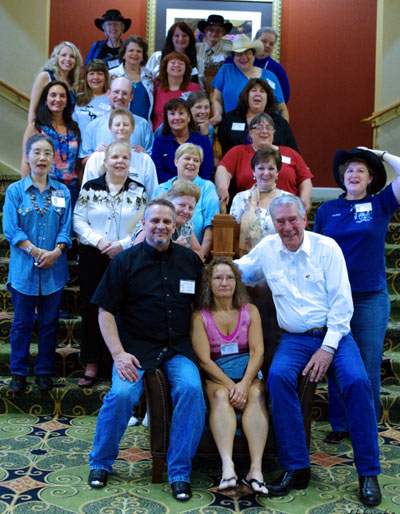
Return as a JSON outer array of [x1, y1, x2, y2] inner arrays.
[[147, 0, 282, 59]]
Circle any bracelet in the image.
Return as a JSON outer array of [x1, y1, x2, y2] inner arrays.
[[56, 243, 66, 252], [34, 248, 42, 267], [381, 151, 387, 161], [320, 344, 335, 355], [25, 244, 34, 255]]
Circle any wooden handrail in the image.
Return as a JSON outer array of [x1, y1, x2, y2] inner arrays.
[[361, 100, 400, 126], [0, 81, 30, 102], [0, 80, 30, 112]]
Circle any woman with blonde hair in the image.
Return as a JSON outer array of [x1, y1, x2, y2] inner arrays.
[[28, 41, 83, 124], [73, 140, 147, 387], [73, 59, 111, 134]]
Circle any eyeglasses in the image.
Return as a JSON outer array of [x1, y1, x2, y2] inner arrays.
[[250, 124, 274, 132]]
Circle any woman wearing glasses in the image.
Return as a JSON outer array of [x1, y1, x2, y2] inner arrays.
[[215, 113, 313, 212]]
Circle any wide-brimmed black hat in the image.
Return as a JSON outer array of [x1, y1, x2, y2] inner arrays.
[[333, 148, 387, 194], [198, 15, 232, 34], [95, 9, 131, 33]]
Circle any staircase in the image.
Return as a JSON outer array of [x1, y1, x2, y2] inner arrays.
[[1, 172, 400, 424]]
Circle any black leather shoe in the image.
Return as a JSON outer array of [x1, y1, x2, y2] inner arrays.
[[35, 374, 53, 391], [9, 375, 26, 393], [324, 431, 350, 444], [359, 476, 381, 506], [88, 469, 109, 488], [171, 481, 192, 501], [267, 467, 311, 496]]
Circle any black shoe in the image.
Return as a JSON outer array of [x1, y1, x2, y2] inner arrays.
[[324, 431, 350, 444], [359, 476, 381, 506], [35, 374, 53, 391], [171, 481, 192, 501], [9, 375, 26, 393], [267, 467, 310, 496], [88, 469, 109, 488]]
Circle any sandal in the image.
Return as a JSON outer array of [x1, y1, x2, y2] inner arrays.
[[242, 477, 269, 496], [218, 476, 238, 491], [78, 374, 97, 388]]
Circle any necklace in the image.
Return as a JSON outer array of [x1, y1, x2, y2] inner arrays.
[[30, 187, 51, 217]]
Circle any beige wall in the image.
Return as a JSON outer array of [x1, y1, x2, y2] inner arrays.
[[375, 0, 400, 181], [0, 0, 50, 95], [0, 0, 49, 172]]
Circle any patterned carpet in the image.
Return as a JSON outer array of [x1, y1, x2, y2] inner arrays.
[[0, 415, 399, 513]]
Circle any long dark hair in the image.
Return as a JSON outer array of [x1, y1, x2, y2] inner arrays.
[[236, 78, 277, 117], [161, 22, 197, 70], [34, 81, 81, 145]]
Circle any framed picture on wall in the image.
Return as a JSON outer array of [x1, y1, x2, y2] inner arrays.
[[147, 0, 282, 58]]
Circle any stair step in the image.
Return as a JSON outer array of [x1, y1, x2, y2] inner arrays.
[[0, 377, 111, 415], [0, 284, 81, 315], [384, 321, 400, 352], [381, 352, 400, 385]]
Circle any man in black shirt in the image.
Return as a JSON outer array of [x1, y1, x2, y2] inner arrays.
[[88, 199, 205, 501]]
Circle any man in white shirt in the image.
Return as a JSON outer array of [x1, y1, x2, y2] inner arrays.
[[79, 77, 154, 158], [235, 195, 381, 507]]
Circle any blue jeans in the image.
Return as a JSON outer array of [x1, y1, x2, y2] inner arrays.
[[328, 289, 390, 430], [9, 286, 64, 375], [267, 331, 380, 476], [89, 354, 206, 483]]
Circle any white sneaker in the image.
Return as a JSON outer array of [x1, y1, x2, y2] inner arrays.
[[127, 415, 139, 427], [142, 413, 148, 427]]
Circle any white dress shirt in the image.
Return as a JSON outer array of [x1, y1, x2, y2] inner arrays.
[[235, 231, 354, 349], [82, 151, 158, 199]]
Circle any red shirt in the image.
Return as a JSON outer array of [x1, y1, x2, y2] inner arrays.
[[152, 81, 201, 131], [219, 144, 313, 195]]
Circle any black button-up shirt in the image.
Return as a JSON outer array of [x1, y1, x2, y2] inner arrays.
[[91, 240, 203, 370]]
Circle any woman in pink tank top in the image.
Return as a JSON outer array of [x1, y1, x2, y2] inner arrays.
[[191, 257, 269, 496]]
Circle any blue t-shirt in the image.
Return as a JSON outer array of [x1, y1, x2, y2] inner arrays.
[[212, 63, 285, 112], [151, 132, 213, 184], [313, 186, 399, 292]]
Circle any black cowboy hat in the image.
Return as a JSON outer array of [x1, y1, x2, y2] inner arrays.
[[95, 9, 131, 33], [333, 148, 387, 194], [197, 15, 232, 34]]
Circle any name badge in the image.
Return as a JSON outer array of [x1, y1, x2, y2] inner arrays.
[[267, 79, 276, 90], [51, 191, 65, 207], [128, 184, 144, 196], [232, 122, 246, 131], [212, 54, 225, 63], [108, 59, 120, 69], [221, 342, 239, 356], [355, 202, 372, 212], [281, 155, 291, 164], [179, 280, 195, 294], [98, 102, 111, 111]]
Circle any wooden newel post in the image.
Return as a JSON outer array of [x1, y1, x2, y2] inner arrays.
[[211, 213, 238, 258]]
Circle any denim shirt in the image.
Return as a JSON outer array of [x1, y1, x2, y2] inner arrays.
[[3, 174, 72, 296]]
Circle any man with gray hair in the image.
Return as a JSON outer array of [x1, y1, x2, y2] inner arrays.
[[235, 195, 381, 507], [88, 199, 204, 501]]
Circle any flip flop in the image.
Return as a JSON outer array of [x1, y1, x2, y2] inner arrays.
[[242, 477, 269, 496], [78, 375, 97, 388], [218, 476, 238, 491]]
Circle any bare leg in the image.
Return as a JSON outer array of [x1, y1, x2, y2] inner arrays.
[[78, 362, 98, 387], [242, 379, 269, 494], [206, 380, 238, 489]]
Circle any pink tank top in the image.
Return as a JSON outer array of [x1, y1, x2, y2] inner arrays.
[[200, 304, 250, 361]]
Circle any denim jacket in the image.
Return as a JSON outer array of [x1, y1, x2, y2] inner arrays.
[[3, 175, 72, 295]]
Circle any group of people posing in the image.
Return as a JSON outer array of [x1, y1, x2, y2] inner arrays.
[[3, 7, 400, 509]]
